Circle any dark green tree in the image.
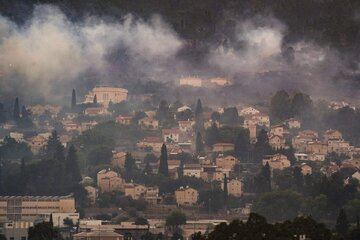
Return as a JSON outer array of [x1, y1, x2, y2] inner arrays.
[[0, 103, 5, 123], [205, 123, 220, 147], [336, 208, 350, 238], [20, 157, 27, 194], [43, 130, 62, 159], [93, 94, 97, 104], [270, 90, 291, 122], [195, 132, 204, 155], [194, 99, 204, 133], [125, 152, 136, 180], [65, 145, 82, 183], [13, 97, 20, 122], [158, 144, 168, 176], [253, 129, 272, 163], [71, 89, 77, 109], [234, 130, 250, 160], [223, 174, 228, 208], [293, 166, 303, 192], [28, 221, 61, 240], [156, 100, 169, 122]]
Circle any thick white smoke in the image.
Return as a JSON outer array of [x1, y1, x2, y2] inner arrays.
[[0, 5, 183, 101]]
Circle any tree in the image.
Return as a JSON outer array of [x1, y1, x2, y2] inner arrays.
[[194, 99, 204, 134], [336, 208, 350, 238], [28, 221, 61, 240], [234, 130, 250, 160], [223, 174, 228, 208], [65, 145, 82, 183], [0, 103, 6, 123], [293, 166, 303, 192], [195, 132, 204, 155], [270, 90, 291, 122], [43, 130, 62, 159], [21, 106, 29, 118], [158, 144, 168, 176], [125, 152, 136, 180], [54, 144, 65, 162], [0, 157, 3, 195], [71, 89, 77, 109], [20, 157, 27, 194], [166, 211, 186, 228], [135, 217, 149, 225], [93, 94, 97, 104], [13, 97, 20, 122], [253, 129, 272, 163], [205, 123, 220, 147], [221, 107, 240, 125], [156, 100, 169, 122]]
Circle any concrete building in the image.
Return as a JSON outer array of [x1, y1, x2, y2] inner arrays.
[[0, 195, 76, 221], [175, 187, 199, 206], [222, 179, 243, 197], [262, 154, 291, 170], [124, 183, 146, 200], [85, 186, 98, 205], [97, 169, 124, 193], [212, 143, 235, 152], [3, 221, 33, 240], [215, 155, 239, 171], [85, 86, 128, 106]]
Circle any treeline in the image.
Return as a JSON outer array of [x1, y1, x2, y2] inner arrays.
[[0, 131, 86, 205]]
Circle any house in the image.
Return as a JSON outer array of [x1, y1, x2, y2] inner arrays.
[[179, 77, 203, 87], [183, 164, 202, 178], [124, 183, 146, 200], [213, 143, 235, 152], [162, 128, 180, 143], [178, 120, 195, 132], [85, 186, 98, 205], [168, 160, 181, 170], [292, 130, 319, 152], [112, 151, 127, 168], [262, 154, 291, 170], [284, 118, 301, 129], [97, 169, 124, 193], [296, 163, 312, 175], [306, 141, 328, 155], [138, 117, 159, 129], [9, 132, 24, 142], [243, 113, 270, 128], [269, 134, 286, 150], [328, 140, 352, 154], [320, 162, 340, 177], [352, 171, 360, 181], [137, 137, 163, 152], [342, 159, 360, 169], [116, 116, 132, 125], [175, 187, 199, 206], [144, 186, 161, 204], [270, 124, 286, 137], [324, 129, 343, 142], [215, 155, 239, 170], [85, 107, 110, 116], [27, 135, 48, 154], [73, 230, 124, 240], [63, 121, 80, 132], [221, 179, 243, 197], [240, 107, 260, 116], [177, 105, 192, 112], [243, 124, 257, 142], [84, 86, 128, 106]]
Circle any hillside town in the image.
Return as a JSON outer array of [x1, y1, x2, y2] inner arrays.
[[0, 84, 359, 240]]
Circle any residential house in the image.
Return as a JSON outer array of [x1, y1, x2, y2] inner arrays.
[[242, 124, 257, 142], [175, 187, 199, 206], [216, 155, 239, 170], [244, 113, 270, 128], [292, 130, 319, 152], [97, 169, 124, 193], [183, 164, 202, 178], [144, 186, 161, 204], [221, 179, 243, 197], [178, 120, 195, 133], [9, 132, 24, 142], [284, 118, 301, 129], [270, 124, 286, 137], [306, 141, 328, 155], [112, 151, 127, 168], [240, 107, 260, 116], [124, 183, 146, 200], [27, 134, 48, 154], [296, 163, 312, 175], [320, 162, 340, 177], [137, 137, 163, 152], [328, 140, 352, 154], [213, 143, 235, 152], [138, 117, 159, 129], [116, 116, 132, 125], [63, 122, 80, 132], [85, 107, 110, 116], [269, 134, 286, 150], [162, 128, 180, 143], [324, 129, 343, 142], [262, 154, 291, 170]]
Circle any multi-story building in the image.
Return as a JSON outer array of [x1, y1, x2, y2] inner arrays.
[[0, 195, 76, 221], [221, 179, 243, 197], [85, 86, 128, 106], [175, 187, 199, 206], [97, 169, 124, 193], [215, 155, 239, 171], [124, 183, 146, 200], [262, 154, 291, 170]]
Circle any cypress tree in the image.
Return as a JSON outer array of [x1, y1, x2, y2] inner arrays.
[[0, 157, 3, 195], [293, 166, 303, 192], [262, 162, 272, 192], [206, 123, 220, 147], [159, 143, 168, 176], [71, 89, 77, 109], [93, 94, 97, 104], [0, 103, 5, 123], [49, 213, 53, 226], [20, 157, 26, 194], [195, 132, 204, 155], [66, 145, 82, 183], [254, 129, 272, 163], [54, 144, 65, 162], [194, 99, 204, 134], [223, 174, 228, 209], [21, 106, 28, 118], [13, 97, 20, 121], [44, 131, 61, 159], [124, 152, 135, 180], [336, 208, 349, 238]]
